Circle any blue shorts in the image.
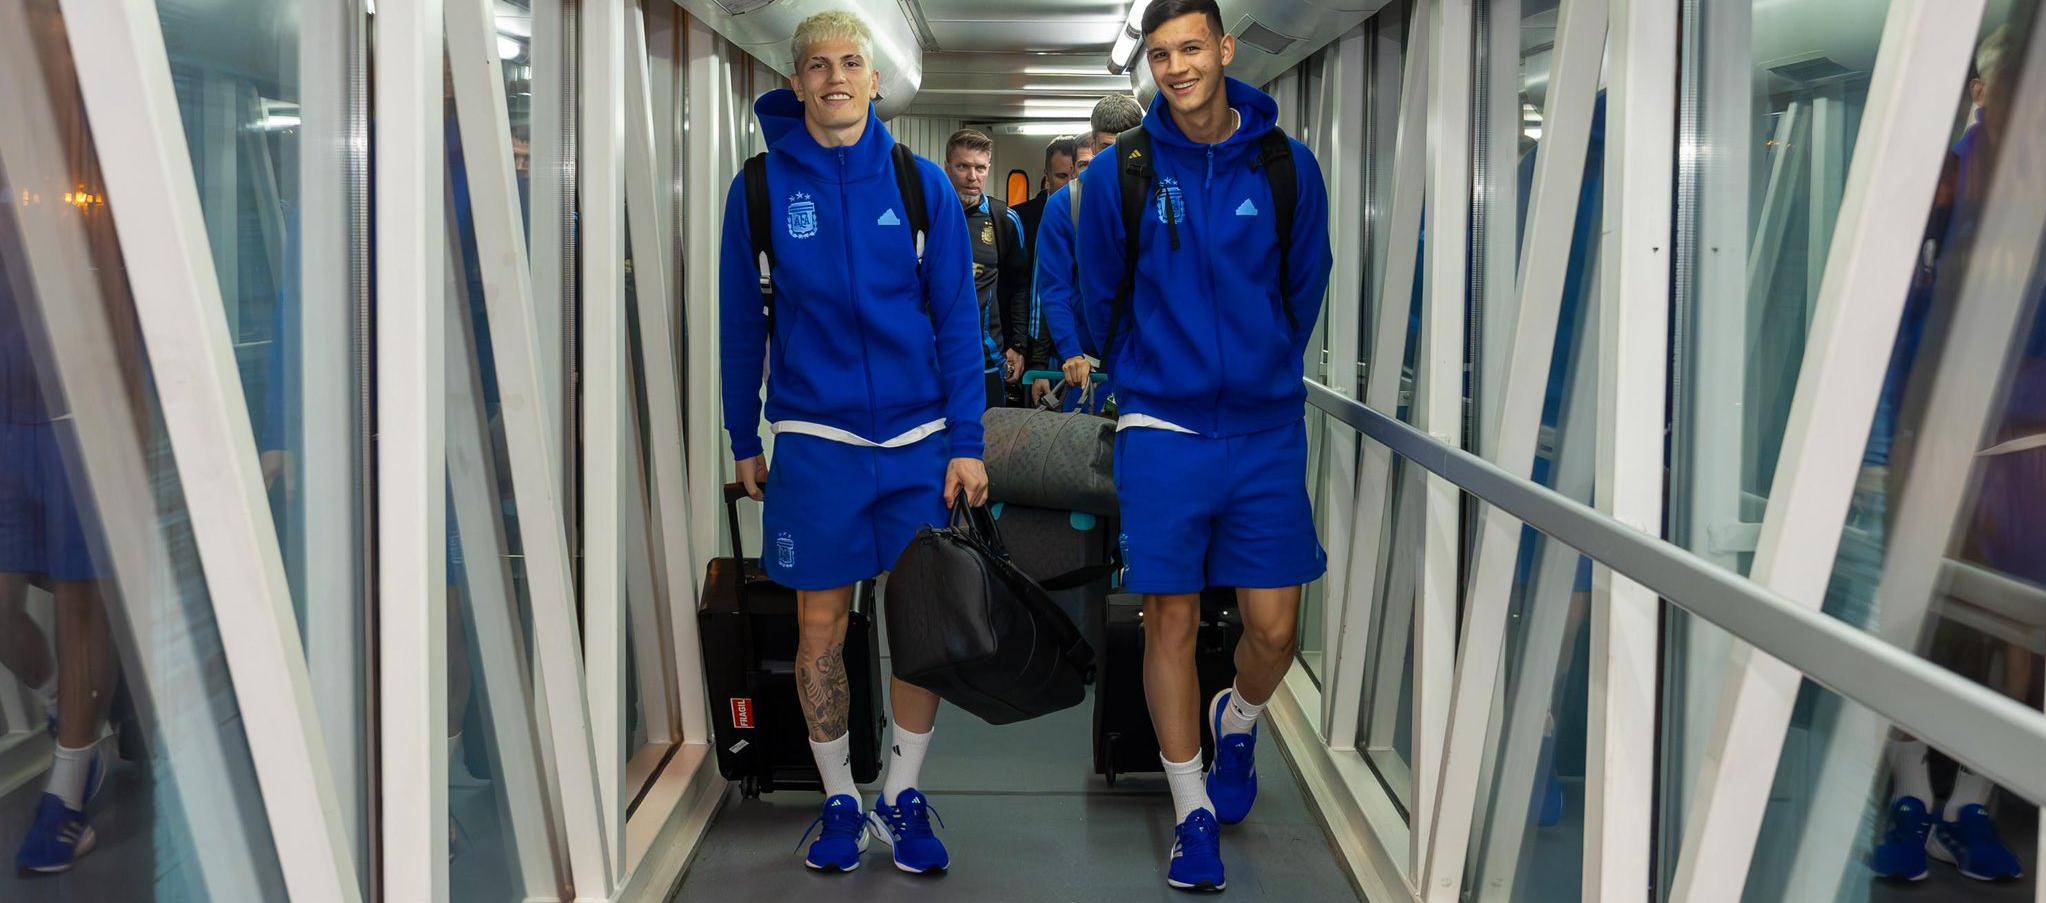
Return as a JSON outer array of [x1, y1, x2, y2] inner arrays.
[[1114, 420, 1326, 595], [0, 421, 101, 583], [762, 432, 951, 591]]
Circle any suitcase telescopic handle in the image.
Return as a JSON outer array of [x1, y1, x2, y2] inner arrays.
[[1020, 369, 1108, 385], [722, 482, 752, 562]]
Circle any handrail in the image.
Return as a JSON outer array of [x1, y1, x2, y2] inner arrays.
[[1304, 379, 2046, 804]]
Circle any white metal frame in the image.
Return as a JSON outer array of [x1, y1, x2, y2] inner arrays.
[[685, 14, 738, 572], [582, 0, 631, 883], [1414, 0, 1474, 894], [625, 0, 711, 755], [379, 0, 452, 895], [1335, 0, 1432, 777], [0, 13, 279, 896], [444, 190, 567, 899], [60, 0, 366, 898], [1785, 7, 2046, 892], [1313, 31, 1365, 716], [1667, 1, 1985, 897], [1585, 0, 1674, 895], [445, 0, 615, 893], [295, 0, 370, 875], [1423, 1, 1607, 894]]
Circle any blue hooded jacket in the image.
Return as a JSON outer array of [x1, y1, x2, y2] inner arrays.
[[1035, 181, 1084, 361], [720, 90, 985, 461], [1075, 78, 1332, 437]]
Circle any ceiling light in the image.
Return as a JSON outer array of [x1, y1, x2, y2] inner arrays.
[[498, 36, 523, 61], [995, 120, 1093, 136], [1108, 0, 1153, 74]]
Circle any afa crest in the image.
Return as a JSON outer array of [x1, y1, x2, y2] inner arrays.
[[786, 192, 817, 239], [1156, 177, 1186, 226], [981, 221, 996, 246], [775, 532, 796, 568]]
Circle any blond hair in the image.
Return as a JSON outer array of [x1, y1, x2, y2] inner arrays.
[[791, 10, 876, 70], [1976, 24, 2013, 88]]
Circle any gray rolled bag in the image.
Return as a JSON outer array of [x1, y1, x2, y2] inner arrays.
[[980, 404, 1118, 517]]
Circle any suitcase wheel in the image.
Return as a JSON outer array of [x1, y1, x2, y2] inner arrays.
[[740, 776, 762, 799]]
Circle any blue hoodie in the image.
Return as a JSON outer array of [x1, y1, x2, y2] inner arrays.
[[720, 90, 985, 462], [1075, 78, 1332, 437], [1034, 181, 1084, 361]]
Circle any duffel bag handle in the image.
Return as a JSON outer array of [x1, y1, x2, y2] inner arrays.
[[948, 499, 1010, 561]]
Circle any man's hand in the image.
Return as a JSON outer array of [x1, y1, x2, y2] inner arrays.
[[944, 457, 989, 508], [1004, 348, 1025, 385], [1061, 355, 1093, 387], [736, 455, 769, 501], [1030, 378, 1054, 407]]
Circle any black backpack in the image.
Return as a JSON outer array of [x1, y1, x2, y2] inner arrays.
[[1100, 125, 1298, 371], [744, 143, 930, 338]]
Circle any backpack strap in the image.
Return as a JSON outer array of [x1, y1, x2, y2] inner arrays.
[[891, 143, 930, 267], [1255, 129, 1300, 332], [1104, 125, 1155, 373], [744, 152, 776, 336]]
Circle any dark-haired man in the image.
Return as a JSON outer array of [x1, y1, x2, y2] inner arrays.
[[1012, 135, 1077, 250], [1074, 0, 1331, 891]]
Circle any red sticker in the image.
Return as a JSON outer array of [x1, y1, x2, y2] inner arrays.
[[729, 698, 755, 730]]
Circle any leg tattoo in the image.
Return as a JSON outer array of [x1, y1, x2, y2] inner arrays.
[[797, 641, 850, 742]]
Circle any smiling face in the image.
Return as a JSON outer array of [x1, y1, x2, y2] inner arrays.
[[1144, 12, 1234, 122], [789, 37, 879, 136]]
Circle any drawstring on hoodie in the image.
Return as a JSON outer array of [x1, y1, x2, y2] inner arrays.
[[1157, 182, 1181, 251]]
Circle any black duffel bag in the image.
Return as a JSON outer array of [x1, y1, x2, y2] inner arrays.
[[887, 501, 1096, 725]]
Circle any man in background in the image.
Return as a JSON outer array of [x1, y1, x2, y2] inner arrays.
[[1032, 94, 1143, 408], [944, 128, 1034, 407], [1012, 135, 1077, 252]]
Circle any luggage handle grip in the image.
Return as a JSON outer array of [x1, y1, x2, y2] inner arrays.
[[1020, 369, 1107, 385]]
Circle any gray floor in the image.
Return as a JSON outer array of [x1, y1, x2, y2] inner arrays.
[[671, 687, 1360, 902], [0, 749, 523, 902], [0, 758, 159, 902]]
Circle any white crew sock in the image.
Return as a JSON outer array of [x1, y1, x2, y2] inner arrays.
[[1946, 768, 1994, 820], [1889, 739, 1934, 806], [881, 723, 933, 807], [1163, 752, 1213, 824], [1220, 683, 1265, 739], [47, 741, 95, 810], [810, 733, 859, 803]]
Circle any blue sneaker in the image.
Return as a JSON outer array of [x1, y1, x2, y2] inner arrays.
[[867, 788, 949, 874], [1536, 769, 1565, 828], [796, 794, 869, 872], [1205, 689, 1258, 825], [1931, 804, 2024, 881], [1167, 808, 1226, 892], [1871, 796, 1933, 881], [15, 793, 96, 874]]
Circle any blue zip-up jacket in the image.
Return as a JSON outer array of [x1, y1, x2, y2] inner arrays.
[[1075, 78, 1332, 436], [1035, 182, 1085, 362], [719, 90, 985, 462]]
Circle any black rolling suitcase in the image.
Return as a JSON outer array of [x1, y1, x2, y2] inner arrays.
[[1092, 588, 1244, 784], [990, 503, 1114, 660], [699, 483, 885, 797]]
